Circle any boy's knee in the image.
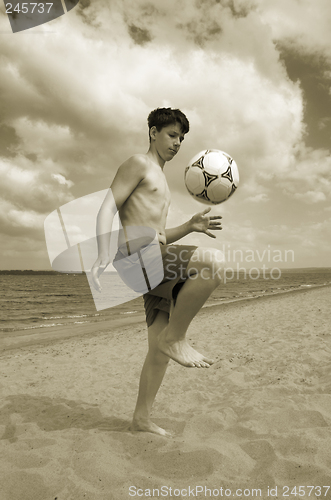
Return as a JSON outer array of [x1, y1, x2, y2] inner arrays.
[[187, 247, 224, 282], [207, 248, 225, 267], [207, 250, 224, 284], [193, 247, 224, 269]]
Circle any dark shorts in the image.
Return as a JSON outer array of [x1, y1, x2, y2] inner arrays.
[[113, 238, 197, 328], [143, 243, 197, 327]]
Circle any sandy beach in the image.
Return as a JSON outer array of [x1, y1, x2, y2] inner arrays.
[[0, 285, 331, 500]]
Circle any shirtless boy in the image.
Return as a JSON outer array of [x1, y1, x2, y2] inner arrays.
[[91, 108, 224, 436]]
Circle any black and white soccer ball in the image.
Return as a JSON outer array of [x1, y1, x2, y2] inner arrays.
[[184, 149, 239, 205]]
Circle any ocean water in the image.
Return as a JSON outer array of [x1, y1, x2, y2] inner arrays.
[[1, 268, 331, 333]]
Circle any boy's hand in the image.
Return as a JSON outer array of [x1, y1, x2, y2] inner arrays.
[[189, 208, 222, 238], [91, 255, 110, 292]]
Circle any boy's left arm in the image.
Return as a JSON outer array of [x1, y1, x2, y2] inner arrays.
[[165, 208, 222, 244]]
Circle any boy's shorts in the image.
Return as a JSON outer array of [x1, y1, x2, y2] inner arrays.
[[113, 239, 197, 327], [143, 243, 197, 327]]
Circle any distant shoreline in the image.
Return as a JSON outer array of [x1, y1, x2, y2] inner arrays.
[[1, 267, 331, 275], [0, 270, 63, 275]]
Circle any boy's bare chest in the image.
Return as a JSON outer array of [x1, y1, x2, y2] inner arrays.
[[119, 167, 171, 230], [141, 169, 171, 203]]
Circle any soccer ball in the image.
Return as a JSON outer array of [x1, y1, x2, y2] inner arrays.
[[184, 149, 239, 205]]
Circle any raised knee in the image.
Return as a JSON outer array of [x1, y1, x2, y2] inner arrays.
[[199, 247, 224, 271], [208, 248, 225, 267], [187, 247, 224, 283], [207, 251, 224, 284]]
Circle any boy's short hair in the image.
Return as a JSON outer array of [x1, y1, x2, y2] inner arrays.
[[147, 108, 190, 139]]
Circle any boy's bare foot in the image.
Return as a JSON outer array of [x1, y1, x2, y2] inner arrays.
[[157, 328, 214, 368], [131, 417, 171, 437]]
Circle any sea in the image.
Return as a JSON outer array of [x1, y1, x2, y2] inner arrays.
[[1, 268, 331, 334]]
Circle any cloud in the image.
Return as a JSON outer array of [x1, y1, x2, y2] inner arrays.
[[0, 0, 330, 269], [128, 24, 153, 45], [318, 117, 331, 130], [0, 197, 45, 238], [0, 0, 304, 193], [277, 146, 331, 204], [246, 193, 269, 203], [294, 191, 326, 204], [0, 124, 20, 157], [51, 173, 74, 187], [256, 0, 331, 59], [218, 217, 331, 267], [0, 156, 74, 215]]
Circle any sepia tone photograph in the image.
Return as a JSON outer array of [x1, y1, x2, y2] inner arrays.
[[0, 1, 331, 499]]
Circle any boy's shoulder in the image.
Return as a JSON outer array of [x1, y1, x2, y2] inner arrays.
[[119, 153, 150, 171], [111, 154, 152, 191], [117, 154, 157, 181], [127, 153, 150, 167]]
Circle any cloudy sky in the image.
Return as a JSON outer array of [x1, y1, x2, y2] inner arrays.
[[0, 0, 330, 270]]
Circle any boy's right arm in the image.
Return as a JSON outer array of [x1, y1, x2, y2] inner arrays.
[[91, 155, 147, 291]]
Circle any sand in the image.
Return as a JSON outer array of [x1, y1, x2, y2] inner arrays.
[[0, 286, 331, 500]]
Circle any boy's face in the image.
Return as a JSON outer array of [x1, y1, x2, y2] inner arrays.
[[151, 122, 185, 163]]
